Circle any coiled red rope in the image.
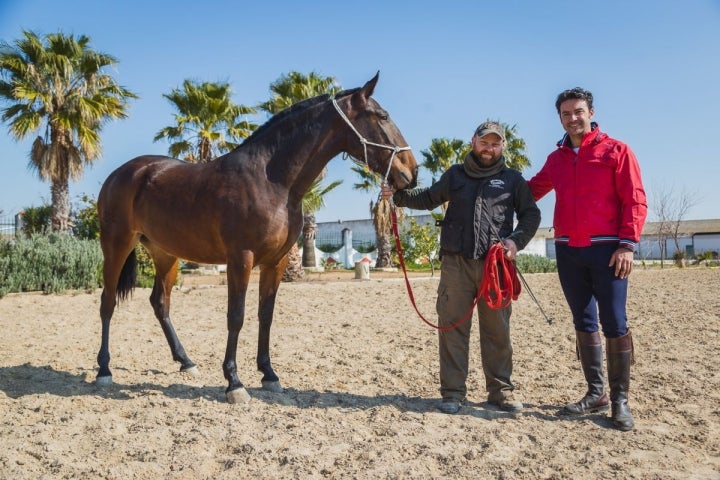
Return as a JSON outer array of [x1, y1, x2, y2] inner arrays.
[[478, 240, 521, 309], [390, 209, 521, 331]]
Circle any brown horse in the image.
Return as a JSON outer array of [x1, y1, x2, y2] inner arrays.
[[96, 73, 418, 403]]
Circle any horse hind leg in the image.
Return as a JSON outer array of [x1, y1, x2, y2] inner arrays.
[[97, 236, 139, 386], [97, 280, 117, 386], [144, 243, 199, 378]]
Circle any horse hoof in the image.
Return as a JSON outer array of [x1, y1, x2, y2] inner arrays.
[[262, 380, 284, 393], [182, 366, 200, 378], [226, 387, 251, 404], [96, 376, 113, 387]]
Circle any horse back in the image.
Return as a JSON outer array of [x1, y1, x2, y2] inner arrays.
[[98, 155, 300, 266], [98, 155, 187, 225]]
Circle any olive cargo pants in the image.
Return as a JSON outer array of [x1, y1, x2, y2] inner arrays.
[[436, 254, 515, 402]]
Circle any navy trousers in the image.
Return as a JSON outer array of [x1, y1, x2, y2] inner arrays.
[[555, 243, 629, 338]]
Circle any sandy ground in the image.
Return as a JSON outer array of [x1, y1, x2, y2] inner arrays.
[[0, 267, 718, 479]]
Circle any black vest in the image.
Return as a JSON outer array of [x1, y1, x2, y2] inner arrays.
[[439, 164, 520, 259]]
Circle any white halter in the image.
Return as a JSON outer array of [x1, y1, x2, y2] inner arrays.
[[332, 98, 412, 183]]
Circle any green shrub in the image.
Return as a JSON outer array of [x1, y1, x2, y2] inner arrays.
[[515, 253, 557, 273], [694, 250, 719, 267], [320, 256, 344, 270], [134, 244, 156, 288], [316, 242, 343, 253], [20, 205, 52, 236], [0, 233, 102, 297], [672, 250, 686, 268], [353, 242, 377, 254], [401, 218, 440, 274], [72, 195, 100, 240]]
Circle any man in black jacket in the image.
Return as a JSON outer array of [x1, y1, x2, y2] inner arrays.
[[381, 121, 540, 414]]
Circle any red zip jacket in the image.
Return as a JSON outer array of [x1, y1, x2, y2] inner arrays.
[[528, 124, 647, 250]]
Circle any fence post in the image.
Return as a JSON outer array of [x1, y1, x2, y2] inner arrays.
[[342, 228, 353, 268], [14, 212, 24, 238]]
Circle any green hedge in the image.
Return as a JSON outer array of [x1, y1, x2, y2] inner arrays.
[[515, 253, 557, 273], [0, 233, 103, 298]]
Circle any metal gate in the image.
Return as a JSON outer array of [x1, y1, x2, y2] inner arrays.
[[0, 214, 19, 238]]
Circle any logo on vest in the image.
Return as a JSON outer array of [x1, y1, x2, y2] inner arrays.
[[489, 179, 505, 189]]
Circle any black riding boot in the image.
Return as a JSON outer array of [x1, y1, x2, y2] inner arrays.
[[564, 331, 609, 414], [607, 330, 635, 431]]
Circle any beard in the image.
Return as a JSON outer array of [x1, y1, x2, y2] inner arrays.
[[475, 150, 502, 166]]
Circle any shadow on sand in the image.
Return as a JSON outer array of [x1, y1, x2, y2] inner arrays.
[[0, 363, 613, 428]]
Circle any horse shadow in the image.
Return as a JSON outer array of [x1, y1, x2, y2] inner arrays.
[[0, 363, 222, 402], [0, 363, 612, 428]]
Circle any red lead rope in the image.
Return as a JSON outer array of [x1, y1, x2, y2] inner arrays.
[[478, 241, 521, 309], [390, 208, 521, 331]]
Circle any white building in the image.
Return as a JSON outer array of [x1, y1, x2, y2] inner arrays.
[[315, 216, 720, 262]]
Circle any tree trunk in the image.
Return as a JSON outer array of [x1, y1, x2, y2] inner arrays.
[[50, 176, 72, 232], [371, 199, 399, 269], [658, 237, 666, 269], [282, 243, 305, 282], [374, 233, 393, 268], [302, 213, 318, 268]]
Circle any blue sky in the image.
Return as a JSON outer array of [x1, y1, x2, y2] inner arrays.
[[1, 0, 718, 226]]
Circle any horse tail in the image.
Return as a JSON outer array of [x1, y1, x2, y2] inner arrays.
[[116, 248, 138, 303]]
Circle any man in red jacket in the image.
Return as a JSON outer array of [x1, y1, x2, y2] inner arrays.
[[528, 87, 647, 431]]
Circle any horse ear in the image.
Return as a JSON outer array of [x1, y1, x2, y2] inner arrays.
[[362, 71, 380, 97], [353, 72, 379, 109]]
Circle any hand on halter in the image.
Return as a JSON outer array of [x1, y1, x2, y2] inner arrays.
[[502, 238, 518, 261], [380, 183, 396, 201]]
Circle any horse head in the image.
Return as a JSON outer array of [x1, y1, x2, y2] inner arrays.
[[335, 73, 418, 190]]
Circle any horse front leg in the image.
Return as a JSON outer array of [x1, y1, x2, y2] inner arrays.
[[257, 256, 289, 393], [223, 254, 253, 404]]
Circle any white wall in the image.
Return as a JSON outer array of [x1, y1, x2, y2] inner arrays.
[[315, 218, 720, 261], [693, 233, 720, 255]]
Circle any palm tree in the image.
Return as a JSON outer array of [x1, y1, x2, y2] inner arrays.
[[257, 71, 340, 114], [420, 137, 470, 215], [421, 137, 470, 182], [0, 30, 137, 231], [258, 71, 342, 281], [301, 174, 342, 268], [154, 80, 257, 163], [499, 122, 531, 171]]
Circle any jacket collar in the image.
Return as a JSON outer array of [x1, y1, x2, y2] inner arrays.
[[463, 153, 506, 179], [557, 122, 603, 149]]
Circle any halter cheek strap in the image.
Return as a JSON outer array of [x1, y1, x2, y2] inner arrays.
[[332, 98, 412, 184]]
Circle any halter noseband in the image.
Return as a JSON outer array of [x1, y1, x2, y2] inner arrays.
[[332, 98, 412, 184]]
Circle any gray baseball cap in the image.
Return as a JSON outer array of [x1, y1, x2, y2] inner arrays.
[[474, 121, 505, 141]]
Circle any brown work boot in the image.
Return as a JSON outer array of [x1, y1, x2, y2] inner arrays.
[[607, 330, 635, 431], [438, 398, 464, 414], [488, 392, 523, 413], [563, 331, 610, 415]]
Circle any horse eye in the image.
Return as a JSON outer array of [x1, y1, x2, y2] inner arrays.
[[378, 113, 388, 121]]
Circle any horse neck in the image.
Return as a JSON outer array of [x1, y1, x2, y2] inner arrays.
[[263, 104, 346, 202]]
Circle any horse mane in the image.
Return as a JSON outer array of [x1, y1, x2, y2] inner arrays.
[[241, 87, 362, 147]]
